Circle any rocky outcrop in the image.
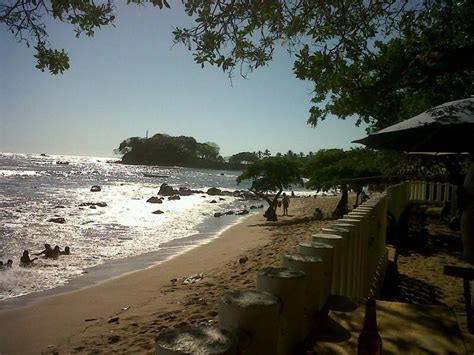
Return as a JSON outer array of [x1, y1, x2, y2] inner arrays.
[[178, 187, 193, 196], [147, 196, 163, 204], [79, 202, 108, 207], [48, 217, 66, 224], [158, 183, 176, 196], [207, 187, 222, 196], [90, 185, 101, 192]]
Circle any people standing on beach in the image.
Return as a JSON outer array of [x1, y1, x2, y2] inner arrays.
[[282, 193, 290, 216], [20, 250, 37, 267], [34, 244, 53, 258]]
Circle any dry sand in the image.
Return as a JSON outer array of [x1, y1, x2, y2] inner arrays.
[[0, 196, 340, 354]]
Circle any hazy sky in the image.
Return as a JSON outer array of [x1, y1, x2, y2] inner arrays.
[[0, 3, 368, 158]]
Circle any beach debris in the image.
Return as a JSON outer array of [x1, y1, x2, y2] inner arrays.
[[183, 273, 204, 284], [84, 318, 97, 322], [146, 196, 163, 203], [108, 316, 120, 323], [90, 185, 101, 192], [168, 195, 181, 201], [47, 217, 66, 224], [121, 306, 130, 311], [239, 256, 248, 264], [153, 210, 164, 215], [314, 208, 323, 220], [108, 335, 121, 344]]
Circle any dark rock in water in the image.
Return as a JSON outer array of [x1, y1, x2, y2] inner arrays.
[[239, 256, 248, 264], [236, 210, 249, 216], [90, 205, 96, 209], [224, 211, 234, 215], [158, 183, 176, 196], [249, 205, 257, 209], [48, 217, 66, 224], [40, 153, 47, 157], [201, 195, 207, 198], [219, 197, 225, 201], [153, 210, 164, 214], [207, 187, 222, 196], [56, 160, 69, 165], [54, 205, 66, 209], [214, 212, 223, 218], [178, 187, 193, 196], [147, 196, 163, 204], [79, 202, 108, 207], [210, 200, 217, 204], [90, 185, 101, 192], [258, 204, 264, 209], [221, 191, 232, 197], [168, 195, 181, 201]]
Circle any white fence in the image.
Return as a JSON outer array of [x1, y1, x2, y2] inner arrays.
[[155, 181, 450, 354]]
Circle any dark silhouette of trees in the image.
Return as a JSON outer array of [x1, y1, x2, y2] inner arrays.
[[117, 133, 224, 168], [237, 157, 303, 221], [228, 152, 259, 165]]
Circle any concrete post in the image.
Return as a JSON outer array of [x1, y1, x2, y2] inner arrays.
[[298, 241, 334, 307], [320, 227, 350, 296], [337, 218, 362, 297], [257, 267, 307, 355], [331, 222, 357, 297], [155, 325, 236, 355], [312, 233, 344, 296], [218, 290, 280, 355]]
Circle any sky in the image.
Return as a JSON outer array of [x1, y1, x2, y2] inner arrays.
[[0, 2, 368, 158]]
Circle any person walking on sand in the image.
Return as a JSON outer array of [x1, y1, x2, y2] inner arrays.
[[282, 193, 290, 216]]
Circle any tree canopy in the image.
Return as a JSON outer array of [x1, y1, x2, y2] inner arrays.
[[237, 157, 303, 221], [117, 133, 225, 168]]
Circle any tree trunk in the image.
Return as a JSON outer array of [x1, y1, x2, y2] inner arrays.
[[332, 184, 349, 218]]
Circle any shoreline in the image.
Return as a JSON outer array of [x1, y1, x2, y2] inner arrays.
[[0, 211, 256, 311], [0, 197, 340, 354]]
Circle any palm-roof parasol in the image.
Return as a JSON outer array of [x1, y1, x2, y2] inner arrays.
[[353, 97, 474, 153]]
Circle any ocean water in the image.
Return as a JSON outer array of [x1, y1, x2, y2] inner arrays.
[[0, 153, 257, 301]]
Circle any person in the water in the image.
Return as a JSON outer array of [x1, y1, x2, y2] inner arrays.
[[34, 244, 53, 258], [20, 250, 37, 266], [60, 246, 70, 255]]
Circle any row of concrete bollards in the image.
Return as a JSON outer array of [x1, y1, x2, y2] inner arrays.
[[155, 196, 388, 354]]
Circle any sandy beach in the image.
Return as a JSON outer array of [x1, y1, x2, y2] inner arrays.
[[0, 196, 340, 354]]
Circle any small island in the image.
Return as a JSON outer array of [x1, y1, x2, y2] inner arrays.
[[116, 133, 255, 170]]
